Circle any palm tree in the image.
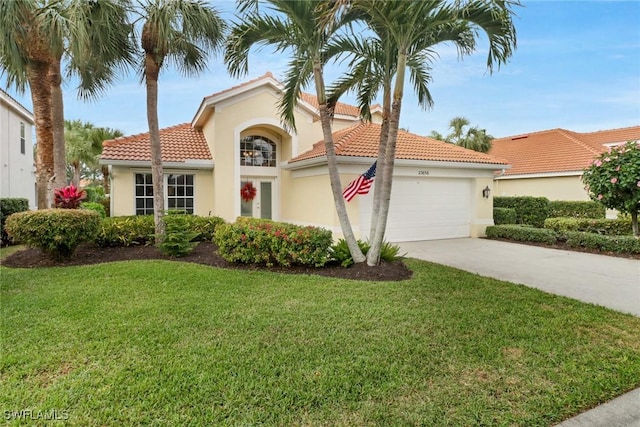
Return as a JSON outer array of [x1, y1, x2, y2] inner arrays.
[[132, 0, 225, 242], [226, 0, 366, 263], [0, 0, 133, 208], [335, 0, 517, 265], [1, 0, 56, 209], [438, 116, 494, 153], [90, 127, 124, 196], [65, 120, 123, 188]]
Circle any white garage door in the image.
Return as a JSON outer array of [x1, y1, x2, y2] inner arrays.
[[360, 177, 472, 242]]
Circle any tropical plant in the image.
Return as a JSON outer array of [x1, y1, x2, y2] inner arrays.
[[90, 126, 124, 195], [330, 0, 517, 265], [132, 0, 225, 243], [53, 184, 86, 209], [5, 208, 100, 259], [0, 0, 133, 208], [65, 120, 124, 188], [441, 116, 494, 153], [225, 0, 367, 264], [582, 141, 640, 236]]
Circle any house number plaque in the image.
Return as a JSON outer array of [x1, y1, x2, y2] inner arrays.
[[418, 170, 430, 175]]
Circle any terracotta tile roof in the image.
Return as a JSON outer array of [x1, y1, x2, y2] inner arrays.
[[291, 122, 507, 165], [299, 92, 361, 117], [101, 123, 211, 163], [579, 126, 640, 149], [489, 126, 640, 176]]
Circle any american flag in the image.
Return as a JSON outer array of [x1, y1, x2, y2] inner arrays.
[[343, 161, 377, 202]]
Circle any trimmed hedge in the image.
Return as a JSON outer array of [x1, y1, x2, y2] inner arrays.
[[1, 198, 29, 245], [564, 231, 640, 254], [175, 214, 225, 242], [5, 209, 101, 259], [485, 225, 557, 244], [544, 217, 632, 236], [548, 201, 605, 219], [94, 215, 155, 247], [493, 207, 517, 225], [493, 196, 549, 227], [94, 214, 226, 247], [214, 217, 332, 267]]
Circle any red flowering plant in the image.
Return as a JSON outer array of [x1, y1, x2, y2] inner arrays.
[[54, 185, 87, 209], [582, 140, 640, 237]]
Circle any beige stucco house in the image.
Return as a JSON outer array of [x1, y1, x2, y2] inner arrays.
[[100, 73, 508, 242], [489, 126, 640, 201], [0, 88, 35, 208]]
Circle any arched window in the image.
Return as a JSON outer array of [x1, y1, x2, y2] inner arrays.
[[240, 135, 277, 167]]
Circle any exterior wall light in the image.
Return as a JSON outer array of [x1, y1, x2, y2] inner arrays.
[[482, 186, 491, 199]]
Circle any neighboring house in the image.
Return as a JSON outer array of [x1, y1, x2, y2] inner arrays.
[[0, 88, 35, 209], [100, 73, 508, 242], [490, 126, 640, 201]]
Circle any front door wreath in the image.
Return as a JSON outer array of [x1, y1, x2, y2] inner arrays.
[[241, 182, 257, 202]]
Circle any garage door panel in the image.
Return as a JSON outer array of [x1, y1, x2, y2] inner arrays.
[[361, 177, 472, 242]]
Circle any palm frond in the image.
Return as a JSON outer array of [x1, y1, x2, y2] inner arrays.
[[278, 56, 313, 132]]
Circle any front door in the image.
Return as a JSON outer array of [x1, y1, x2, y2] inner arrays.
[[240, 178, 274, 219]]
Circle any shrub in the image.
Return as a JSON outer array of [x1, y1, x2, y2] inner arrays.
[[329, 239, 404, 267], [485, 225, 557, 244], [5, 209, 100, 260], [548, 201, 605, 219], [493, 196, 549, 227], [544, 217, 632, 236], [83, 185, 105, 203], [564, 231, 640, 254], [379, 241, 406, 263], [1, 198, 29, 245], [54, 185, 86, 209], [81, 202, 107, 218], [94, 215, 155, 247], [158, 212, 199, 257], [493, 207, 517, 225], [582, 140, 640, 236], [214, 218, 332, 267], [100, 198, 111, 217], [329, 239, 371, 267], [175, 214, 225, 242]]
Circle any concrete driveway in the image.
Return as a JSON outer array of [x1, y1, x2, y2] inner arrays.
[[398, 238, 640, 317]]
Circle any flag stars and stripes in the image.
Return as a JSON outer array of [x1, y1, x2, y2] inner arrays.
[[343, 161, 377, 202]]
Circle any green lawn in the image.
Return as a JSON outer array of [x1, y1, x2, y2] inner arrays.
[[1, 258, 639, 426]]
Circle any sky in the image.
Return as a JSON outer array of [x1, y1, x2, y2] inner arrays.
[[3, 1, 640, 140]]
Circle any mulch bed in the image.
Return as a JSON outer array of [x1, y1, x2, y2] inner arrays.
[[0, 242, 414, 282]]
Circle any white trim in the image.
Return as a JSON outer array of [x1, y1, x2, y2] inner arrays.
[[0, 89, 34, 123], [496, 171, 582, 180], [233, 118, 292, 218], [100, 159, 214, 169], [282, 155, 509, 172]]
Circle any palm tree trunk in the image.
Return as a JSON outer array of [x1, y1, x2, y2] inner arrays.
[[102, 165, 111, 196], [369, 83, 391, 242], [313, 65, 365, 263], [367, 52, 407, 266], [145, 53, 165, 243], [27, 62, 54, 210], [49, 57, 67, 190], [73, 161, 81, 188]]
